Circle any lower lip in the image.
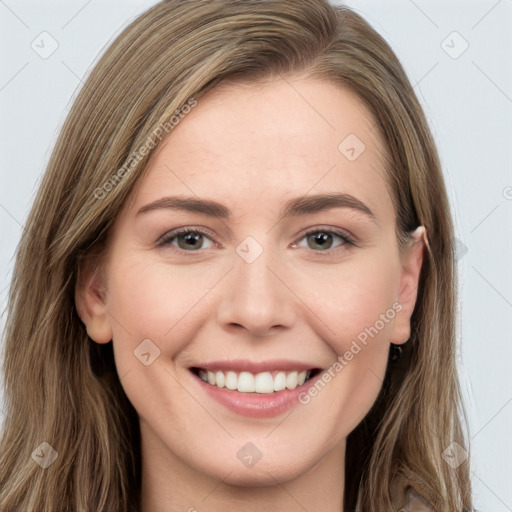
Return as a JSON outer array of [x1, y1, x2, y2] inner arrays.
[[190, 370, 323, 418]]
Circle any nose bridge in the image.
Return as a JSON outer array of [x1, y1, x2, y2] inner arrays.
[[216, 238, 296, 335]]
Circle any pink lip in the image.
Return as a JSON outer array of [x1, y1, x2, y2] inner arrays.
[[190, 359, 319, 373], [189, 367, 324, 418]]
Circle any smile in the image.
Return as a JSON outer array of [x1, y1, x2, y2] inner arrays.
[[190, 368, 322, 394]]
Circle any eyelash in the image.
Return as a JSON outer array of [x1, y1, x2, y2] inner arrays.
[[157, 226, 356, 255]]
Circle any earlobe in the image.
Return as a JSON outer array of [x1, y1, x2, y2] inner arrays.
[[75, 264, 113, 344], [389, 226, 428, 345]]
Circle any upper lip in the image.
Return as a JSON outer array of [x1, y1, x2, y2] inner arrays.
[[190, 359, 322, 373]]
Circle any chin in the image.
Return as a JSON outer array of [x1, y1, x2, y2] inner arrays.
[[201, 453, 310, 487]]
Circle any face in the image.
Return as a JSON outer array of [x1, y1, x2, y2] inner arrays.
[[77, 76, 425, 487]]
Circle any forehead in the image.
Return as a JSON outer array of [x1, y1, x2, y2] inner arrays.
[[128, 76, 394, 223]]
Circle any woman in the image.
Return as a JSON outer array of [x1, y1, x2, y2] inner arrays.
[[0, 1, 473, 510]]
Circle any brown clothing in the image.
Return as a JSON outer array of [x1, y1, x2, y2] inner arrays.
[[391, 474, 438, 512], [395, 486, 437, 511]]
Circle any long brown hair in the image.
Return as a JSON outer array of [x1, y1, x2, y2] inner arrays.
[[0, 1, 473, 510]]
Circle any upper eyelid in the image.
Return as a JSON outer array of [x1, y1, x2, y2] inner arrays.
[[299, 225, 355, 241], [159, 225, 355, 248], [157, 225, 218, 244]]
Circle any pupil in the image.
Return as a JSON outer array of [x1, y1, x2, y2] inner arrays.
[[179, 233, 202, 249], [309, 232, 332, 250]]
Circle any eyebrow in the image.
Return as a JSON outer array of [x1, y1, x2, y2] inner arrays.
[[136, 193, 378, 225]]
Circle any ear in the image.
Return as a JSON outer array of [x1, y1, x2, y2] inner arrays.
[[389, 226, 428, 345], [75, 258, 112, 344]]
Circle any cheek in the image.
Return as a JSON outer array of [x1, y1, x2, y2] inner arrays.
[[107, 256, 215, 333], [297, 248, 401, 351], [291, 251, 400, 425], [292, 265, 400, 436], [104, 255, 228, 373], [102, 257, 218, 423]]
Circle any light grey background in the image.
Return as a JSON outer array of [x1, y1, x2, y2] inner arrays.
[[1, 1, 511, 510]]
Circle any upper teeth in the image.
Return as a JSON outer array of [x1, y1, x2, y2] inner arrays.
[[198, 369, 311, 394]]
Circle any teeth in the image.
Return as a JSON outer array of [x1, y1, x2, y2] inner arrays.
[[215, 371, 225, 388], [274, 371, 287, 392], [238, 371, 255, 392], [255, 372, 274, 394], [197, 369, 311, 394], [226, 371, 237, 390], [286, 371, 298, 389]]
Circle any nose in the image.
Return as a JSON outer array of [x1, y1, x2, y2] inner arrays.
[[216, 246, 297, 337]]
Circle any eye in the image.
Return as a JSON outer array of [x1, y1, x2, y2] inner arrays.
[[293, 227, 355, 252], [157, 226, 355, 254], [158, 228, 215, 251]]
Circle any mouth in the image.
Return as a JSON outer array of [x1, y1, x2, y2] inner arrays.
[[189, 367, 323, 394]]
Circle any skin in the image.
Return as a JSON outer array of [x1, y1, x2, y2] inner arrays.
[[76, 75, 426, 512]]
